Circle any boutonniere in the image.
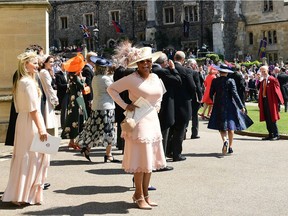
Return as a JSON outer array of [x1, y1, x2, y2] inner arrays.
[[268, 80, 270, 84]]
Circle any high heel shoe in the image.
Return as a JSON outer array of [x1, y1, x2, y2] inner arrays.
[[104, 155, 121, 163], [132, 195, 152, 210], [132, 177, 157, 190], [81, 147, 91, 162], [144, 195, 158, 207]]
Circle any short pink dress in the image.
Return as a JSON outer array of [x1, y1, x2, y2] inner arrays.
[[108, 72, 167, 173], [1, 77, 50, 204]]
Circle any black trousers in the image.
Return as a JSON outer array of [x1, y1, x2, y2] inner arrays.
[[167, 121, 187, 158], [263, 97, 279, 137], [191, 101, 201, 137]]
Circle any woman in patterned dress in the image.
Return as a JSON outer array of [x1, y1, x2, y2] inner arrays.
[[77, 56, 119, 163], [108, 47, 166, 210], [61, 53, 87, 150]]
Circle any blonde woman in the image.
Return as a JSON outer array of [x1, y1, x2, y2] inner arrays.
[[1, 51, 49, 206]]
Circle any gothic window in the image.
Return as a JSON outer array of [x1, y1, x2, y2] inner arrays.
[[164, 7, 175, 24], [268, 31, 272, 44], [184, 5, 199, 22], [110, 10, 120, 23], [137, 8, 146, 22], [249, 32, 253, 45], [273, 30, 277, 44], [84, 13, 93, 26], [264, 0, 273, 12], [265, 30, 277, 44], [60, 17, 67, 29]]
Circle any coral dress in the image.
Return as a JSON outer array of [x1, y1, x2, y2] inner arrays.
[[1, 77, 50, 204], [202, 74, 216, 104], [108, 72, 166, 173]]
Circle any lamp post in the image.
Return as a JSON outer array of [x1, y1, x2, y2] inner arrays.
[[93, 26, 99, 52]]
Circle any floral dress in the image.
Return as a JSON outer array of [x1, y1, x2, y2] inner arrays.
[[61, 73, 87, 139]]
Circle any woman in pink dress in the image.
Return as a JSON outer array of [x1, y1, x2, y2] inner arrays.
[[200, 65, 218, 119], [1, 51, 49, 206], [108, 46, 166, 210]]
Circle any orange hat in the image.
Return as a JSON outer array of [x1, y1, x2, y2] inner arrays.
[[63, 53, 85, 74]]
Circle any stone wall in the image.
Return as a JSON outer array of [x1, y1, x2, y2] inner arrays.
[[241, 0, 288, 62], [49, 0, 214, 53], [0, 0, 50, 143]]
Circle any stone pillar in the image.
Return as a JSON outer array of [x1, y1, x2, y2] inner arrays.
[[0, 0, 50, 142], [212, 0, 224, 56], [145, 0, 157, 43]]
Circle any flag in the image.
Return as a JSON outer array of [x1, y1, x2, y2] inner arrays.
[[183, 20, 189, 38], [79, 24, 91, 38], [258, 37, 267, 59], [112, 20, 124, 33]]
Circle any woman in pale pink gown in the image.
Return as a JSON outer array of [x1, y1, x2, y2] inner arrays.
[[1, 51, 49, 206], [108, 46, 166, 210]]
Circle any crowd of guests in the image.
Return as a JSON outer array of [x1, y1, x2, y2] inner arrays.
[[2, 42, 288, 209]]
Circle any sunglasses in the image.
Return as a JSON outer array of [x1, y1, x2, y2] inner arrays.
[[139, 59, 152, 64]]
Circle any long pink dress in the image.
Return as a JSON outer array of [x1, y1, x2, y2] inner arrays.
[[108, 72, 166, 173], [1, 77, 50, 204]]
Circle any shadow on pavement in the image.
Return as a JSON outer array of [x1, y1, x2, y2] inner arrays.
[[86, 168, 126, 175], [50, 160, 100, 166], [185, 153, 224, 159], [54, 185, 129, 195], [23, 201, 133, 215]]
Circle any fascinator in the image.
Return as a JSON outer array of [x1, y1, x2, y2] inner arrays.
[[63, 53, 85, 73]]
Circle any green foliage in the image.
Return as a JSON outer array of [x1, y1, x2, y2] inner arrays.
[[244, 105, 288, 135], [241, 60, 261, 68], [206, 53, 220, 63]]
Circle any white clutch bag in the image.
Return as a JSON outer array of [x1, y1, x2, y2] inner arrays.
[[30, 134, 61, 154]]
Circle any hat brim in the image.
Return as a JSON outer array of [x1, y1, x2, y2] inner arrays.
[[127, 51, 163, 68], [214, 66, 234, 73], [90, 56, 112, 67]]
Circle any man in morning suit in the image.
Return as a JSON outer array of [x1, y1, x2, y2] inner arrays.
[[275, 67, 288, 112], [167, 51, 196, 161], [258, 65, 284, 141], [82, 51, 98, 117], [55, 63, 69, 129], [185, 58, 203, 139], [152, 53, 182, 170]]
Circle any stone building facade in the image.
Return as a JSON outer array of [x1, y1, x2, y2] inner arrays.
[[49, 0, 214, 56], [0, 0, 50, 142], [49, 0, 288, 64]]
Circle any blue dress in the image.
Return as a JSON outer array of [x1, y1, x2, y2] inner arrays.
[[208, 76, 253, 131]]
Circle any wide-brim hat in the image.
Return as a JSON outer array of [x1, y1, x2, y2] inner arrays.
[[63, 53, 85, 73], [90, 56, 112, 67], [214, 63, 234, 73], [127, 47, 162, 68]]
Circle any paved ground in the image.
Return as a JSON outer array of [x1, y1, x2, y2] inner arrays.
[[0, 119, 288, 216]]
